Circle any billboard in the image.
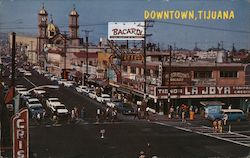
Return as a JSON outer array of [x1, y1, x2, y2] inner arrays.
[[12, 108, 29, 158], [108, 22, 144, 40]]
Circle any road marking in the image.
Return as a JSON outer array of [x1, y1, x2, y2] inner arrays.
[[154, 121, 250, 148], [24, 76, 37, 87]]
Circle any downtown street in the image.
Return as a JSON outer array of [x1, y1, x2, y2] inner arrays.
[[1, 68, 249, 158]]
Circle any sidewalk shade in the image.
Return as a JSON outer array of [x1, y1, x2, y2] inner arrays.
[[189, 111, 194, 120]]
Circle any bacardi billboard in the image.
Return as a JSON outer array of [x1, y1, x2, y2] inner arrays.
[[108, 22, 144, 40], [12, 108, 29, 158]]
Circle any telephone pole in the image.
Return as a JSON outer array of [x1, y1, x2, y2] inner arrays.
[[82, 30, 92, 85], [143, 20, 153, 99], [167, 45, 172, 114]]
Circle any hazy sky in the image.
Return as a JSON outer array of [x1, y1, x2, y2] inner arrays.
[[0, 0, 249, 50]]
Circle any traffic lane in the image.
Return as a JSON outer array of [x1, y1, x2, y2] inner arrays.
[[22, 73, 106, 121], [29, 122, 250, 158]]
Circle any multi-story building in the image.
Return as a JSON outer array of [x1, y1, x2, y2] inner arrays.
[[110, 50, 250, 114]]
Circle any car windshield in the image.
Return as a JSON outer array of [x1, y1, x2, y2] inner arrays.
[[30, 106, 43, 110], [29, 101, 40, 104], [50, 98, 59, 101], [55, 106, 66, 110]]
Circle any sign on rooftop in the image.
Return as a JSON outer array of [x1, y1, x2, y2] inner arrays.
[[108, 22, 144, 40]]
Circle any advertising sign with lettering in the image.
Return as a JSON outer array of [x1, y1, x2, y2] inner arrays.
[[121, 54, 144, 61], [108, 22, 144, 40], [12, 108, 29, 158], [157, 86, 250, 99]]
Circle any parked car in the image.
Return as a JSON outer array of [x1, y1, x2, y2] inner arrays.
[[50, 104, 69, 117], [76, 85, 88, 93], [33, 88, 46, 95], [106, 99, 123, 108], [96, 94, 111, 103], [23, 71, 32, 76], [88, 90, 97, 99], [46, 98, 61, 108], [26, 98, 45, 117], [63, 81, 75, 87], [115, 103, 135, 115], [221, 109, 247, 121], [58, 79, 67, 85], [50, 76, 59, 81]]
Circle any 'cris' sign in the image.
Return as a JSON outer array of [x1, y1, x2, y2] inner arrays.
[[108, 22, 144, 40], [12, 108, 29, 158]]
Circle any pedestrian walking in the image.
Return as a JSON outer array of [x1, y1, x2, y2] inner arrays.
[[80, 107, 86, 120], [145, 107, 150, 121], [105, 107, 110, 121], [218, 120, 223, 133], [137, 107, 141, 119], [213, 120, 218, 133], [111, 108, 117, 122], [223, 113, 228, 125], [181, 110, 185, 122], [74, 106, 79, 119], [71, 109, 75, 121], [169, 106, 174, 119], [96, 108, 101, 122]]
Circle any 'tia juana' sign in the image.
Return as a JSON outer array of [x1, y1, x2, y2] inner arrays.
[[108, 22, 144, 40], [12, 108, 29, 158]]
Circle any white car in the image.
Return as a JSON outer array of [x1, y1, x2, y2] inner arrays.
[[50, 104, 69, 117], [75, 85, 88, 93], [106, 99, 123, 108], [50, 76, 58, 81], [58, 79, 67, 85], [26, 98, 42, 107], [33, 88, 46, 95], [24, 71, 32, 76], [88, 90, 97, 99], [46, 98, 61, 108], [17, 89, 30, 96], [15, 85, 26, 91], [63, 81, 74, 87], [96, 94, 111, 103]]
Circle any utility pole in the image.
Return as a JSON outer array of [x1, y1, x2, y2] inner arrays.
[[167, 45, 172, 114], [11, 32, 16, 90], [82, 30, 92, 85], [143, 20, 153, 99], [143, 20, 147, 99], [30, 41, 33, 64], [63, 31, 67, 79]]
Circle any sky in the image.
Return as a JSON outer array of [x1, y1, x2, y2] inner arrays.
[[0, 0, 249, 50]]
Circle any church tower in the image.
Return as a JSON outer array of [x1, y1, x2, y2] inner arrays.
[[37, 4, 48, 56], [69, 7, 80, 46]]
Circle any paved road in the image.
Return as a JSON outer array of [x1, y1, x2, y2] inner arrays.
[[2, 70, 250, 157]]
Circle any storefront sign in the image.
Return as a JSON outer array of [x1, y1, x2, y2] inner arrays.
[[121, 54, 143, 61], [158, 63, 162, 86], [165, 72, 191, 86], [108, 22, 144, 40], [12, 108, 29, 158], [157, 86, 250, 98]]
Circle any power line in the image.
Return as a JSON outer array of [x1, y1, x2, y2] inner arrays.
[[155, 20, 250, 34]]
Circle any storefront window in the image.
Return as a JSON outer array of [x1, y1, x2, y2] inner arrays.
[[194, 71, 212, 78], [220, 71, 238, 78]]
